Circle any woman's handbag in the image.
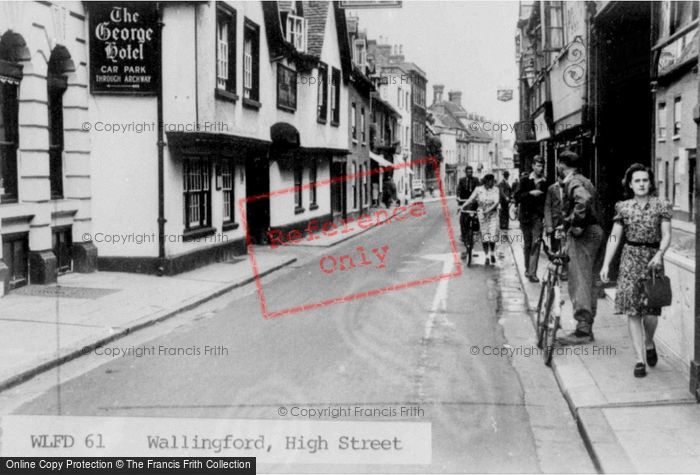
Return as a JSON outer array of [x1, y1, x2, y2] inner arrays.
[[637, 268, 672, 308]]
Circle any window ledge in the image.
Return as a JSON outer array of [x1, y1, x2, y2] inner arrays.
[[309, 203, 319, 210], [294, 206, 305, 215], [242, 98, 262, 110], [0, 197, 19, 205], [317, 117, 327, 125], [672, 135, 681, 141], [216, 89, 239, 103], [222, 221, 239, 232], [278, 104, 296, 113], [352, 139, 358, 145], [182, 226, 216, 242], [657, 138, 667, 142], [331, 120, 340, 127]]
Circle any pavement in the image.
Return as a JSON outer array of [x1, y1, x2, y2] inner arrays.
[[504, 226, 700, 473], [0, 247, 298, 392]]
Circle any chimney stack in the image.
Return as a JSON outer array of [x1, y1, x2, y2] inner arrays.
[[448, 90, 462, 107], [433, 84, 445, 104]]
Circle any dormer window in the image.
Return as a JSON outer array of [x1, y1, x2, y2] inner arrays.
[[286, 13, 306, 52], [353, 39, 366, 68]]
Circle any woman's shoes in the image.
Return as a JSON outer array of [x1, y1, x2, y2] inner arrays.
[[484, 257, 491, 266], [634, 362, 647, 378], [490, 254, 496, 264], [646, 343, 658, 367]]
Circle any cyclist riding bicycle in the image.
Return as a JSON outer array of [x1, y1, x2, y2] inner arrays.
[[456, 166, 481, 258]]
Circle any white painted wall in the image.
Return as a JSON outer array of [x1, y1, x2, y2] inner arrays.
[[0, 1, 91, 263]]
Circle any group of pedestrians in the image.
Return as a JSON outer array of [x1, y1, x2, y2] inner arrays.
[[512, 151, 673, 377], [455, 151, 673, 377]]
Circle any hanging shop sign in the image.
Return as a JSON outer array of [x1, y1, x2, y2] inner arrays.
[[533, 110, 551, 141], [88, 2, 160, 94]]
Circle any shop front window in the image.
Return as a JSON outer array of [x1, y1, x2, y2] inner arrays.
[[222, 160, 234, 223], [183, 159, 211, 230]]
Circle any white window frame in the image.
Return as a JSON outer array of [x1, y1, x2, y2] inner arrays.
[[286, 14, 307, 52], [658, 102, 667, 140], [216, 20, 229, 90], [353, 38, 366, 67], [244, 36, 253, 98], [222, 160, 234, 222], [673, 96, 681, 138]]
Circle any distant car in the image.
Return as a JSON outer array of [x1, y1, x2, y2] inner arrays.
[[412, 180, 424, 198]]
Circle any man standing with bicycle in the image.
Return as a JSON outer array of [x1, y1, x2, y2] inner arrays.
[[456, 166, 480, 258], [555, 151, 604, 345]]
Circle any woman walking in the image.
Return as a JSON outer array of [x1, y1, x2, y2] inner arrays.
[[599, 163, 672, 378], [462, 173, 500, 265]]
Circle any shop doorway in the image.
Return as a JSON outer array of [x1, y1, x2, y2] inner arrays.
[[593, 2, 652, 224], [52, 225, 72, 274], [331, 160, 346, 220], [245, 156, 270, 245], [2, 232, 29, 290]]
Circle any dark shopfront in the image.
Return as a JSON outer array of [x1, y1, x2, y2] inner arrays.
[[591, 1, 653, 225]]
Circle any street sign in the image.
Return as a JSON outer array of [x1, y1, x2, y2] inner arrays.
[[497, 89, 513, 102], [88, 2, 161, 95]]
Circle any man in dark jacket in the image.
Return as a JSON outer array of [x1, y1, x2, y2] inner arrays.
[[498, 171, 512, 230], [456, 166, 480, 252], [555, 150, 604, 345], [517, 156, 547, 282]]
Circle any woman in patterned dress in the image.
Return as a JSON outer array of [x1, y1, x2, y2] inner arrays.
[[463, 173, 500, 265], [600, 164, 672, 378]]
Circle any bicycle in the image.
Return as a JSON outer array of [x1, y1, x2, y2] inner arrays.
[[534, 235, 569, 366], [457, 201, 479, 267], [509, 200, 518, 221]]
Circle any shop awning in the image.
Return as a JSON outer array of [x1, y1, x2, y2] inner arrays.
[[369, 151, 393, 168], [166, 131, 271, 160]]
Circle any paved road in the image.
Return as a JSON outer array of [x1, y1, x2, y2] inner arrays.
[[4, 201, 594, 472]]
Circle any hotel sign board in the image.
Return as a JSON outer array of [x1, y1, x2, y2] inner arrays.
[[338, 1, 402, 8], [88, 2, 160, 94]]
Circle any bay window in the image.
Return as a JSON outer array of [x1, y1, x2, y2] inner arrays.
[[222, 160, 235, 225], [183, 159, 211, 231]]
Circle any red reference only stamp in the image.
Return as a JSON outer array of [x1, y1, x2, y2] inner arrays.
[[239, 157, 462, 318]]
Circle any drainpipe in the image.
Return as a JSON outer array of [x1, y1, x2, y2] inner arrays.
[[692, 24, 700, 402], [156, 3, 166, 274]]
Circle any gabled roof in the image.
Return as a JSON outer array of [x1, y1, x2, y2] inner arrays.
[[304, 1, 329, 57], [261, 1, 351, 82], [429, 101, 492, 142]]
